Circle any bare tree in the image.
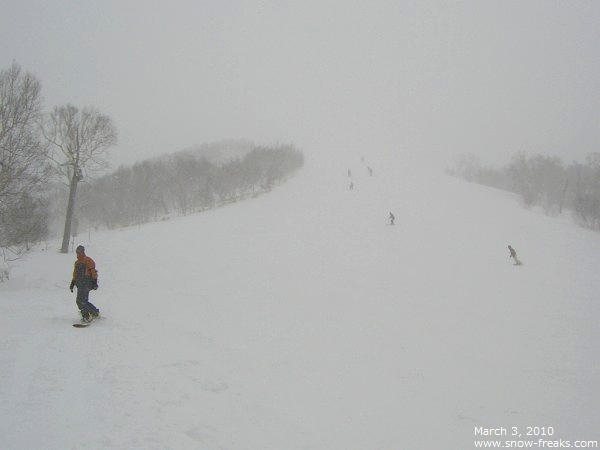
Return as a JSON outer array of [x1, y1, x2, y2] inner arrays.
[[44, 104, 117, 253], [0, 62, 50, 253]]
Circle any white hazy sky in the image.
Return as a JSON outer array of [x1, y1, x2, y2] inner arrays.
[[2, 0, 599, 167]]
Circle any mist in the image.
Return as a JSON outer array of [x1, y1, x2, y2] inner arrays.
[[2, 3, 600, 446], [2, 1, 599, 167]]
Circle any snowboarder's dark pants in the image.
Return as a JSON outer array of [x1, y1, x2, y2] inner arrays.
[[76, 286, 99, 315]]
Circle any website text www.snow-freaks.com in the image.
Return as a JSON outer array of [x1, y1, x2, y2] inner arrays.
[[474, 439, 598, 448], [473, 427, 598, 448]]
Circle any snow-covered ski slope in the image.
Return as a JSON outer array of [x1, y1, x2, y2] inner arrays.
[[1, 148, 598, 449]]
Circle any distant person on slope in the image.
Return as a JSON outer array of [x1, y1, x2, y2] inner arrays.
[[508, 245, 522, 266], [69, 245, 100, 322], [389, 212, 395, 225]]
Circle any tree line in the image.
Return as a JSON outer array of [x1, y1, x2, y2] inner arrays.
[[0, 61, 303, 258], [75, 145, 303, 229], [447, 152, 600, 230]]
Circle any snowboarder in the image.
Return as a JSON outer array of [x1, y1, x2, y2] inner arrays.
[[389, 212, 395, 225], [69, 245, 100, 322], [508, 245, 522, 265]]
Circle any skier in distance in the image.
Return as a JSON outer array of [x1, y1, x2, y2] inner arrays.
[[508, 245, 522, 265]]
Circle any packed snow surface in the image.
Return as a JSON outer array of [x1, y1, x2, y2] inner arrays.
[[1, 149, 598, 449]]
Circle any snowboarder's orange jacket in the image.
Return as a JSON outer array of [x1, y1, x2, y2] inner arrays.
[[72, 254, 98, 281]]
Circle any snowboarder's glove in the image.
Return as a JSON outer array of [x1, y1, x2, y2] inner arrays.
[[91, 279, 98, 290], [69, 280, 75, 292]]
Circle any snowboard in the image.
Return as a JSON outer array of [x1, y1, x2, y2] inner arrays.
[[72, 315, 101, 328]]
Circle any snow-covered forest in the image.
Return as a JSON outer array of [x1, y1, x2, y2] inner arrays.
[[74, 143, 304, 229], [448, 152, 600, 229], [0, 62, 303, 257]]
